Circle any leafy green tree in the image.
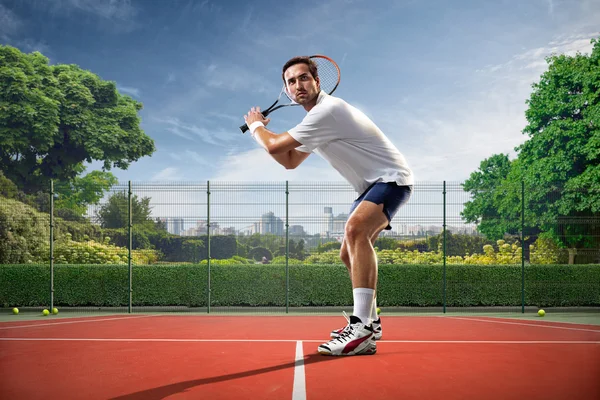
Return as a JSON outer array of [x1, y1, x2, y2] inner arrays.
[[182, 239, 205, 263], [96, 191, 153, 229], [426, 232, 496, 257], [374, 237, 401, 251], [54, 168, 119, 216], [0, 197, 49, 263], [276, 238, 308, 260], [517, 38, 600, 250], [292, 239, 307, 260], [249, 246, 273, 262], [0, 45, 155, 193], [462, 38, 600, 259], [461, 154, 514, 240], [315, 240, 341, 253], [0, 170, 18, 199]]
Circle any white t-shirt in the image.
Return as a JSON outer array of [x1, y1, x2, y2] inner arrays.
[[288, 91, 414, 195]]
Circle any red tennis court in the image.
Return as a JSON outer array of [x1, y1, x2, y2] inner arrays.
[[1, 314, 599, 399]]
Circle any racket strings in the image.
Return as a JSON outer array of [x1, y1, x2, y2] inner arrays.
[[313, 58, 340, 94]]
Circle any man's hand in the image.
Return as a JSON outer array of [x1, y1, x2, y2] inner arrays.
[[244, 107, 271, 128]]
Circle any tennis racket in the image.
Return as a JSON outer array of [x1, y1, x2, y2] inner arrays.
[[239, 54, 341, 133]]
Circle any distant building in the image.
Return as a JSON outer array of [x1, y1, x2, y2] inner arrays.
[[260, 212, 284, 235], [322, 207, 348, 237], [181, 220, 219, 236], [164, 218, 185, 235], [289, 225, 306, 235]]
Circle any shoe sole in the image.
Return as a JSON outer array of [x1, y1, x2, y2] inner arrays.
[[318, 346, 377, 356]]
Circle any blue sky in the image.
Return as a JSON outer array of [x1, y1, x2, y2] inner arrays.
[[1, 0, 599, 185]]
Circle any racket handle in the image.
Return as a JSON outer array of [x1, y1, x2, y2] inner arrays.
[[239, 110, 271, 134]]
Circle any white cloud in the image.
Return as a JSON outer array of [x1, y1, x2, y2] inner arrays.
[[117, 85, 140, 98], [546, 0, 555, 15], [375, 34, 599, 182], [0, 4, 21, 36], [210, 148, 344, 182], [207, 111, 240, 122], [155, 117, 238, 146], [151, 167, 180, 181], [183, 150, 211, 166], [51, 0, 139, 32], [168, 150, 210, 170], [0, 5, 53, 58], [204, 63, 277, 94], [477, 34, 597, 76], [166, 127, 194, 141], [9, 38, 52, 56], [61, 0, 137, 21]]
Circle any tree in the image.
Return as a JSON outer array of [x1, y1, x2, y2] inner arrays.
[[292, 239, 307, 260], [374, 237, 401, 250], [249, 246, 273, 262], [0, 45, 155, 193], [54, 167, 119, 217], [96, 191, 153, 229], [0, 170, 18, 199], [461, 154, 515, 240], [462, 38, 600, 260], [276, 238, 308, 260]]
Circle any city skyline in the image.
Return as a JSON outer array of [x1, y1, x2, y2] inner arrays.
[[158, 211, 478, 241]]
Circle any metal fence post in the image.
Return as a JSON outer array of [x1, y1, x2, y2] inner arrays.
[[128, 181, 132, 313], [207, 181, 211, 314], [521, 180, 525, 314], [443, 181, 447, 314], [50, 180, 54, 313], [285, 181, 289, 314]]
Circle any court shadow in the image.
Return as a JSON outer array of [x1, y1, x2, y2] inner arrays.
[[109, 352, 348, 400]]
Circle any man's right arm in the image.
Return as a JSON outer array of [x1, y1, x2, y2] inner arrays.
[[269, 149, 310, 170]]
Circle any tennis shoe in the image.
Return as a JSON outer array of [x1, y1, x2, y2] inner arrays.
[[318, 315, 377, 356], [330, 311, 382, 340]]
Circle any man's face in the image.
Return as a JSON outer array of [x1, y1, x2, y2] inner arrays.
[[284, 63, 320, 105]]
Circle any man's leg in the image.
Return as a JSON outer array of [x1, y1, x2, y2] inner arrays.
[[340, 232, 383, 324], [318, 201, 388, 356], [344, 201, 389, 324]]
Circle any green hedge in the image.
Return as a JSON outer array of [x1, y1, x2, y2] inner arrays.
[[1, 264, 599, 308]]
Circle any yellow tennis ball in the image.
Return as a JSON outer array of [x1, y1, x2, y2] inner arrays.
[[42, 309, 49, 316], [376, 307, 381, 315], [538, 309, 545, 317], [52, 308, 59, 315], [12, 308, 19, 315]]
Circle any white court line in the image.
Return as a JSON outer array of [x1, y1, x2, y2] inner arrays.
[[292, 341, 306, 400], [0, 338, 598, 344], [0, 315, 154, 330], [444, 316, 600, 333]]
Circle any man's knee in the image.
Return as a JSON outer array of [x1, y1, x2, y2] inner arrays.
[[344, 220, 370, 244]]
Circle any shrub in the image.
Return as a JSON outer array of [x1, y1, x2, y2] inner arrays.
[[271, 256, 303, 264], [53, 234, 160, 265], [0, 197, 50, 263], [249, 246, 273, 261], [530, 235, 568, 264]]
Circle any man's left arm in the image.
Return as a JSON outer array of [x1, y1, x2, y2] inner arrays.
[[244, 107, 303, 154], [252, 126, 303, 155]]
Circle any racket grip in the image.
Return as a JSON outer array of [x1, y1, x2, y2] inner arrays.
[[240, 110, 270, 133]]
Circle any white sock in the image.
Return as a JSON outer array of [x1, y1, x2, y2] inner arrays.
[[353, 288, 375, 325], [370, 297, 379, 321]]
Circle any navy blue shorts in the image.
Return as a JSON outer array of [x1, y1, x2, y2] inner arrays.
[[349, 182, 412, 230]]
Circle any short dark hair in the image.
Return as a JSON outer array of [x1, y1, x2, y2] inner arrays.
[[282, 56, 318, 84]]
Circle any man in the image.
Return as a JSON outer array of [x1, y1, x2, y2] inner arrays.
[[243, 56, 413, 356]]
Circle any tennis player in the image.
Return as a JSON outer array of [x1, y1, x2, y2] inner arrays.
[[244, 56, 413, 356]]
